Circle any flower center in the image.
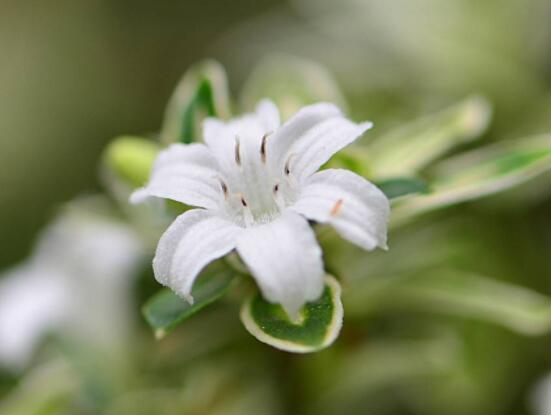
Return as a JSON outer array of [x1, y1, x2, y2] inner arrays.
[[219, 133, 298, 227]]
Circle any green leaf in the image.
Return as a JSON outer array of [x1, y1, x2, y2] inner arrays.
[[368, 96, 491, 178], [0, 360, 78, 415], [391, 134, 551, 225], [142, 261, 236, 339], [103, 136, 160, 188], [160, 60, 231, 144], [378, 270, 551, 335], [240, 276, 343, 353], [312, 330, 461, 412], [240, 54, 348, 120], [375, 177, 428, 200]]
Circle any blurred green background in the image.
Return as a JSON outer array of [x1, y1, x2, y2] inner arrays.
[[0, 0, 283, 267], [3, 0, 551, 268], [2, 1, 551, 415]]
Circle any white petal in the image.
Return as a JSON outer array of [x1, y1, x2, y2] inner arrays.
[[291, 169, 390, 250], [0, 267, 67, 371], [236, 211, 324, 319], [203, 101, 277, 175], [255, 99, 281, 132], [153, 209, 241, 301], [202, 117, 235, 167], [268, 102, 372, 180], [130, 143, 222, 210], [268, 102, 342, 168], [288, 118, 372, 181]]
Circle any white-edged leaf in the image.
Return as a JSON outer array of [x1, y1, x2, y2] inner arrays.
[[373, 269, 551, 336], [391, 134, 551, 225], [375, 177, 428, 200], [240, 54, 348, 120], [240, 275, 343, 353], [160, 60, 231, 144], [312, 330, 461, 412], [368, 96, 491, 178]]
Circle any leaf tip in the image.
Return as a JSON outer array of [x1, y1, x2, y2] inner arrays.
[[240, 275, 344, 353]]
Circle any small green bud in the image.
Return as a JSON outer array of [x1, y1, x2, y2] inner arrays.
[[104, 136, 159, 187]]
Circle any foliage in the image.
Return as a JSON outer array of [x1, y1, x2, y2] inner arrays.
[[3, 3, 551, 413]]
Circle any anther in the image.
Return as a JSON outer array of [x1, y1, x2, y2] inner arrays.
[[260, 132, 271, 163], [330, 199, 344, 216], [219, 179, 229, 199], [235, 193, 253, 226], [284, 153, 296, 176], [272, 181, 285, 211], [234, 136, 241, 166]]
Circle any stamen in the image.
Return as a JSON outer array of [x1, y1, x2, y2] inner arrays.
[[273, 181, 285, 211], [235, 193, 254, 227], [219, 179, 229, 199], [234, 136, 241, 166], [330, 199, 344, 216], [260, 132, 271, 163], [284, 153, 297, 176]]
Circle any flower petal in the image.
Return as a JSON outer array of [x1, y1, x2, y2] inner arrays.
[[268, 102, 342, 168], [153, 209, 241, 302], [0, 268, 67, 370], [268, 102, 372, 180], [203, 100, 279, 174], [291, 169, 390, 250], [288, 118, 372, 181], [130, 143, 222, 210], [255, 99, 281, 132], [236, 211, 324, 319]]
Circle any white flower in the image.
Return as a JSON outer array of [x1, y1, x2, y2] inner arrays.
[[132, 101, 390, 318], [0, 204, 144, 371], [531, 373, 551, 415], [0, 267, 67, 371]]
